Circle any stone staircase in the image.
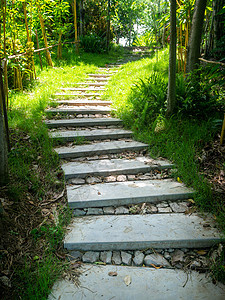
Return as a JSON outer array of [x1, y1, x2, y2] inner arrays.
[[47, 64, 225, 299]]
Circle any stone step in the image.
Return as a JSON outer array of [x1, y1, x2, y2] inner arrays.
[[87, 74, 111, 77], [54, 93, 103, 99], [49, 128, 133, 142], [86, 77, 109, 81], [98, 69, 118, 72], [75, 82, 107, 86], [46, 106, 112, 114], [64, 213, 223, 251], [62, 157, 173, 180], [55, 100, 111, 106], [49, 265, 225, 300], [60, 87, 105, 92], [45, 117, 122, 128], [67, 179, 194, 208], [55, 140, 148, 158]]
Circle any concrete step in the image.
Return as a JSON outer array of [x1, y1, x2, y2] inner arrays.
[[55, 140, 148, 158], [54, 93, 103, 99], [46, 106, 112, 114], [75, 82, 107, 86], [62, 157, 173, 180], [49, 265, 225, 300], [55, 100, 111, 106], [64, 213, 223, 251], [85, 77, 109, 81], [87, 74, 111, 77], [49, 128, 133, 142], [45, 118, 122, 128], [60, 87, 105, 92], [67, 179, 194, 208]]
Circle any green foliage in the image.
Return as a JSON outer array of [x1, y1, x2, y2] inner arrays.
[[176, 67, 225, 119], [128, 72, 167, 127], [79, 34, 109, 53], [133, 32, 156, 47]]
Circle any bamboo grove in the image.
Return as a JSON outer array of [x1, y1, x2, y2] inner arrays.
[[0, 0, 224, 97]]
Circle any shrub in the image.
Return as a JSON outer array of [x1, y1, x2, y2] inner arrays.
[[128, 72, 168, 128], [176, 67, 225, 119], [79, 34, 109, 53]]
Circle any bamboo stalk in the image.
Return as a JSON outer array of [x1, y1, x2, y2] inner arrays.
[[3, 0, 6, 56], [23, 2, 31, 42], [180, 24, 184, 72], [3, 59, 8, 109], [23, 2, 34, 80], [220, 114, 225, 145], [35, 29, 43, 70], [0, 60, 10, 151], [37, 3, 53, 67], [74, 0, 79, 54], [199, 57, 225, 66], [57, 31, 62, 59]]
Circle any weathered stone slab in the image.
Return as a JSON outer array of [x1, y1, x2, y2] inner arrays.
[[86, 77, 109, 81], [54, 93, 103, 99], [45, 118, 122, 128], [62, 157, 173, 179], [88, 74, 111, 77], [55, 140, 148, 158], [46, 107, 112, 114], [49, 265, 225, 300], [77, 82, 107, 86], [61, 87, 105, 92], [55, 100, 111, 106], [64, 214, 223, 251], [66, 179, 194, 208], [49, 128, 132, 142]]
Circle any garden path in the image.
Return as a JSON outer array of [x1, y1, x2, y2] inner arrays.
[[47, 57, 225, 299]]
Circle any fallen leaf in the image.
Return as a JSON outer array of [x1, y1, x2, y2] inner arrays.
[[108, 272, 117, 277], [150, 264, 162, 269], [95, 261, 106, 265], [98, 192, 101, 195], [197, 250, 207, 255], [124, 275, 131, 286], [188, 199, 195, 204], [71, 262, 81, 269], [177, 177, 182, 183], [29, 201, 34, 205]]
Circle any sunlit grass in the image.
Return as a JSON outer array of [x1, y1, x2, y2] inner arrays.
[[104, 47, 169, 116]]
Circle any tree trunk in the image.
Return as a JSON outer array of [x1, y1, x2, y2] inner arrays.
[[166, 0, 176, 116], [214, 0, 225, 58], [0, 63, 8, 186], [186, 0, 207, 73]]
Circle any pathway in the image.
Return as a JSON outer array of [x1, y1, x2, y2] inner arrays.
[[47, 58, 224, 299]]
